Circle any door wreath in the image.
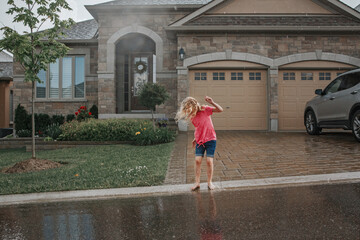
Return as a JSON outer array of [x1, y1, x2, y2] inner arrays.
[[135, 60, 147, 74]]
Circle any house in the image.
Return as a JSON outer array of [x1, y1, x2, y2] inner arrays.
[[11, 0, 360, 131], [0, 51, 13, 129]]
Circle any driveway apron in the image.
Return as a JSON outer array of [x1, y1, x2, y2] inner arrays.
[[184, 131, 360, 184]]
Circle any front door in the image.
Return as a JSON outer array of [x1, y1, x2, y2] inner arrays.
[[130, 54, 152, 111]]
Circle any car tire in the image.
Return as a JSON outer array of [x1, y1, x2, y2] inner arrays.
[[305, 110, 322, 135], [351, 110, 360, 143]]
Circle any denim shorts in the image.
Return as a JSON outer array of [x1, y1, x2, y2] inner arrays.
[[195, 140, 217, 158]]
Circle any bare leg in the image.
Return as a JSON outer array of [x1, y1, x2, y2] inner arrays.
[[206, 157, 215, 190], [192, 156, 203, 191]]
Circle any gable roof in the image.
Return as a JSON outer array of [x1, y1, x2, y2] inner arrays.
[[0, 51, 13, 63], [59, 19, 98, 41], [167, 0, 360, 32]]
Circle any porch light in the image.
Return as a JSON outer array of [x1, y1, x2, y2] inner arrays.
[[179, 47, 185, 60]]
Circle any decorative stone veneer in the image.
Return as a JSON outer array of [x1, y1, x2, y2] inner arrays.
[[96, 12, 185, 116], [11, 45, 98, 117]]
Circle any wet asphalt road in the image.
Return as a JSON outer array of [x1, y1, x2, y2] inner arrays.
[[0, 183, 359, 240]]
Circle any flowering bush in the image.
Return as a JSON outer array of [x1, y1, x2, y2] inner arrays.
[[58, 119, 153, 141], [133, 126, 176, 146], [75, 106, 93, 121], [58, 118, 176, 145]]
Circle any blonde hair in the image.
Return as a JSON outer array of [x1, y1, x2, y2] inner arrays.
[[175, 97, 203, 122]]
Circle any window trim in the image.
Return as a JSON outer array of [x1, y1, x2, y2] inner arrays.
[[36, 55, 86, 100]]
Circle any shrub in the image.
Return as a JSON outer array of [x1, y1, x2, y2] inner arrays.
[[35, 113, 51, 133], [89, 104, 98, 119], [14, 104, 31, 132], [133, 127, 176, 146], [17, 129, 31, 137], [59, 119, 153, 141], [45, 123, 62, 140], [66, 114, 76, 122], [75, 106, 93, 121], [51, 115, 65, 125]]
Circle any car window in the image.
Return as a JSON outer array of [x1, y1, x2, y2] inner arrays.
[[340, 73, 360, 90], [324, 78, 342, 94]]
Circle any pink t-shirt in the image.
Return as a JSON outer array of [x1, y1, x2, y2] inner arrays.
[[192, 106, 217, 145]]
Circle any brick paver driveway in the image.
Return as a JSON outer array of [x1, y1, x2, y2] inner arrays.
[[185, 131, 360, 183]]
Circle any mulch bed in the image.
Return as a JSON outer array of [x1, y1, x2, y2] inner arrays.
[[2, 159, 62, 174]]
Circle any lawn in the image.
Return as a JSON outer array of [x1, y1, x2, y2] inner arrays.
[[0, 143, 174, 195]]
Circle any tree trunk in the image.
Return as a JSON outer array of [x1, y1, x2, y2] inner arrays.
[[32, 81, 36, 159], [151, 109, 156, 132]]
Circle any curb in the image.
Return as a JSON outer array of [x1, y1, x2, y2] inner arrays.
[[1, 172, 360, 206]]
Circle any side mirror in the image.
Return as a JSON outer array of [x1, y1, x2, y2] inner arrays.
[[315, 89, 323, 95]]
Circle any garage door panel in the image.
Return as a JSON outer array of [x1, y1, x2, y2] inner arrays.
[[190, 68, 267, 130], [279, 69, 350, 130]]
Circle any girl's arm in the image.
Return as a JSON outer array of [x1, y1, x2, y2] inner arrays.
[[205, 96, 223, 113]]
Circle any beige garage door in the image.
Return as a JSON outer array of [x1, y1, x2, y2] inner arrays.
[[189, 68, 267, 130], [278, 62, 352, 130]]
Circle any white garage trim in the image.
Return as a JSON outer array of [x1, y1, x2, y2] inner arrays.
[[274, 52, 360, 68], [183, 51, 360, 69], [183, 51, 273, 68]]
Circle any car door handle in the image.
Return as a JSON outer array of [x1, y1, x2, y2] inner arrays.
[[330, 97, 335, 100], [351, 90, 358, 95]]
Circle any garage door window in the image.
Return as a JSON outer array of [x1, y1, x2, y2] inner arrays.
[[283, 72, 295, 80], [319, 72, 331, 81], [195, 72, 207, 81], [301, 72, 313, 81], [231, 72, 243, 80], [249, 72, 261, 80], [213, 72, 225, 80]]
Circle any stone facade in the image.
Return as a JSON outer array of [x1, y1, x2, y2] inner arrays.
[[11, 45, 98, 117], [96, 11, 187, 116]]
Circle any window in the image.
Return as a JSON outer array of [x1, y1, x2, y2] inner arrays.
[[339, 73, 360, 91], [301, 72, 313, 81], [283, 72, 295, 80], [195, 72, 207, 81], [324, 78, 342, 94], [231, 72, 243, 80], [213, 72, 225, 80], [319, 72, 331, 81], [36, 56, 85, 99], [249, 72, 261, 80]]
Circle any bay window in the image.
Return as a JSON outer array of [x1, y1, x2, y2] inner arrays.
[[36, 56, 85, 99]]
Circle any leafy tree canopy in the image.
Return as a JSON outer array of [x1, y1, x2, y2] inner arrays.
[[0, 0, 74, 83], [138, 82, 169, 111]]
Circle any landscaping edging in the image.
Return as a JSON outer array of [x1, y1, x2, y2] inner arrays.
[[0, 138, 132, 151]]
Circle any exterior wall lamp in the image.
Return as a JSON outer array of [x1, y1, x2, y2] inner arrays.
[[179, 47, 185, 60]]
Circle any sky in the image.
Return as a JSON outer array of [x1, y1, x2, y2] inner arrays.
[[0, 0, 359, 40]]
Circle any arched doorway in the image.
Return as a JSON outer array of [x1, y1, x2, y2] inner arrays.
[[115, 33, 156, 113]]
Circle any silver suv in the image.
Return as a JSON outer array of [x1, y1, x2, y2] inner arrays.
[[304, 69, 360, 142]]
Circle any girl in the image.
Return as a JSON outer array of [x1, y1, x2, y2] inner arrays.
[[175, 96, 223, 190]]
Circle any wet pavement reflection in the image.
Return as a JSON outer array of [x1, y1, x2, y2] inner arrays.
[[0, 183, 359, 239]]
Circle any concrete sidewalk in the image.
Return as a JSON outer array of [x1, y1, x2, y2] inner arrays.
[[1, 172, 360, 206]]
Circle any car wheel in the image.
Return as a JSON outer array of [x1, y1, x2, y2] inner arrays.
[[351, 110, 360, 142], [305, 111, 321, 135]]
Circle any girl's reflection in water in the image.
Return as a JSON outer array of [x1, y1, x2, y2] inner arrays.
[[194, 191, 223, 240]]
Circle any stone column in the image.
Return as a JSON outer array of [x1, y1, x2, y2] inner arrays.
[[176, 66, 189, 131], [269, 67, 279, 132], [97, 71, 116, 114]]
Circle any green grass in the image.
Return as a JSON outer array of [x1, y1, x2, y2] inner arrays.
[[0, 143, 174, 195]]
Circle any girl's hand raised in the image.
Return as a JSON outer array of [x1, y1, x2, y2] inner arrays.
[[205, 96, 214, 104]]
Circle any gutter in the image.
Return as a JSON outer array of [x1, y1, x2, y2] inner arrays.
[[165, 25, 360, 33]]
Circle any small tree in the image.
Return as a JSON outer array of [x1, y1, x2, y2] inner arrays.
[[138, 82, 169, 130], [0, 0, 74, 159]]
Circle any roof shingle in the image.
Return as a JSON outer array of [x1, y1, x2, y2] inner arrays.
[[185, 15, 360, 26]]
